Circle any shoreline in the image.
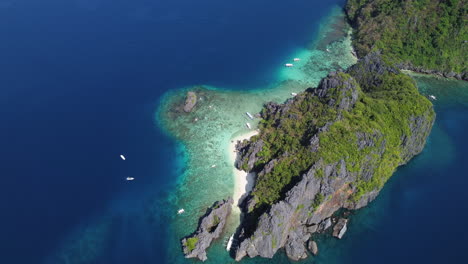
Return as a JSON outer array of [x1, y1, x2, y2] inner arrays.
[[228, 130, 259, 213]]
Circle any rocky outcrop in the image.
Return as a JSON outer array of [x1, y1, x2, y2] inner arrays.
[[396, 62, 468, 81], [284, 229, 310, 261], [332, 218, 348, 239], [308, 240, 319, 256], [233, 53, 435, 261], [234, 159, 357, 261], [181, 197, 233, 261], [236, 139, 264, 172], [318, 218, 332, 233], [183, 91, 197, 112]]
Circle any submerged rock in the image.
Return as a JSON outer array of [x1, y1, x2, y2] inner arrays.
[[181, 197, 233, 261], [332, 218, 348, 239], [183, 91, 197, 112]]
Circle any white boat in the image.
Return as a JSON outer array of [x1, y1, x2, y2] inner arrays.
[[326, 48, 331, 52], [291, 93, 297, 96], [285, 63, 294, 67], [293, 58, 300, 62], [429, 95, 437, 100], [177, 209, 185, 214], [246, 122, 251, 129], [126, 177, 134, 181], [211, 164, 216, 168], [246, 112, 254, 120], [120, 154, 126, 160], [226, 235, 234, 251]]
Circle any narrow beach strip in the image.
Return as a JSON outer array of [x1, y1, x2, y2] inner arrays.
[[228, 130, 259, 214]]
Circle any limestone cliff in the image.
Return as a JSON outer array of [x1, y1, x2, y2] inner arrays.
[[233, 52, 435, 261]]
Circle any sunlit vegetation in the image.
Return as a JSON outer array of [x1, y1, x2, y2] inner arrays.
[[346, 0, 467, 73], [243, 62, 434, 208], [186, 237, 199, 252]]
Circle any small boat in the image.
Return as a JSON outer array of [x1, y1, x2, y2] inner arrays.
[[293, 58, 300, 62], [291, 93, 297, 96], [177, 209, 185, 214], [126, 177, 134, 181], [246, 122, 251, 129], [226, 235, 234, 251], [211, 164, 216, 168], [246, 112, 254, 120], [285, 63, 294, 67], [326, 48, 331, 52], [429, 95, 437, 100], [120, 154, 126, 160]]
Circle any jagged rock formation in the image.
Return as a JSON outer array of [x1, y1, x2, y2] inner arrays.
[[233, 52, 435, 261], [332, 218, 348, 239], [318, 218, 332, 233], [183, 91, 197, 112], [308, 240, 319, 256], [181, 197, 233, 261]]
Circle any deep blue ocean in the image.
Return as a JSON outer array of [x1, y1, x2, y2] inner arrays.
[[0, 0, 467, 263]]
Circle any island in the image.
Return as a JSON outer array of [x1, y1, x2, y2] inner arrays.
[[181, 198, 233, 261], [233, 51, 434, 261], [179, 0, 467, 261]]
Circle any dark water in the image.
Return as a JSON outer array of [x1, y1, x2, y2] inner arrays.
[[2, 1, 467, 263], [0, 0, 348, 263]]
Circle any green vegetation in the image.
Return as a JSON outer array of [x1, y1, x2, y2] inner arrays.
[[315, 168, 324, 178], [295, 204, 305, 212], [311, 193, 325, 210], [246, 74, 351, 206], [272, 237, 277, 249], [186, 237, 198, 252], [242, 58, 434, 208], [213, 215, 220, 226], [346, 0, 467, 73]]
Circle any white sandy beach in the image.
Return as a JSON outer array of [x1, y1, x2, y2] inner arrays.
[[228, 130, 259, 213]]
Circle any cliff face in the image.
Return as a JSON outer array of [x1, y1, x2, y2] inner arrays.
[[345, 0, 467, 80], [234, 52, 435, 261]]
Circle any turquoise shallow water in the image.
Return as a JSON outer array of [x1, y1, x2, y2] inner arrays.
[[158, 8, 357, 264], [157, 6, 468, 262], [31, 2, 468, 263], [40, 6, 355, 264]]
